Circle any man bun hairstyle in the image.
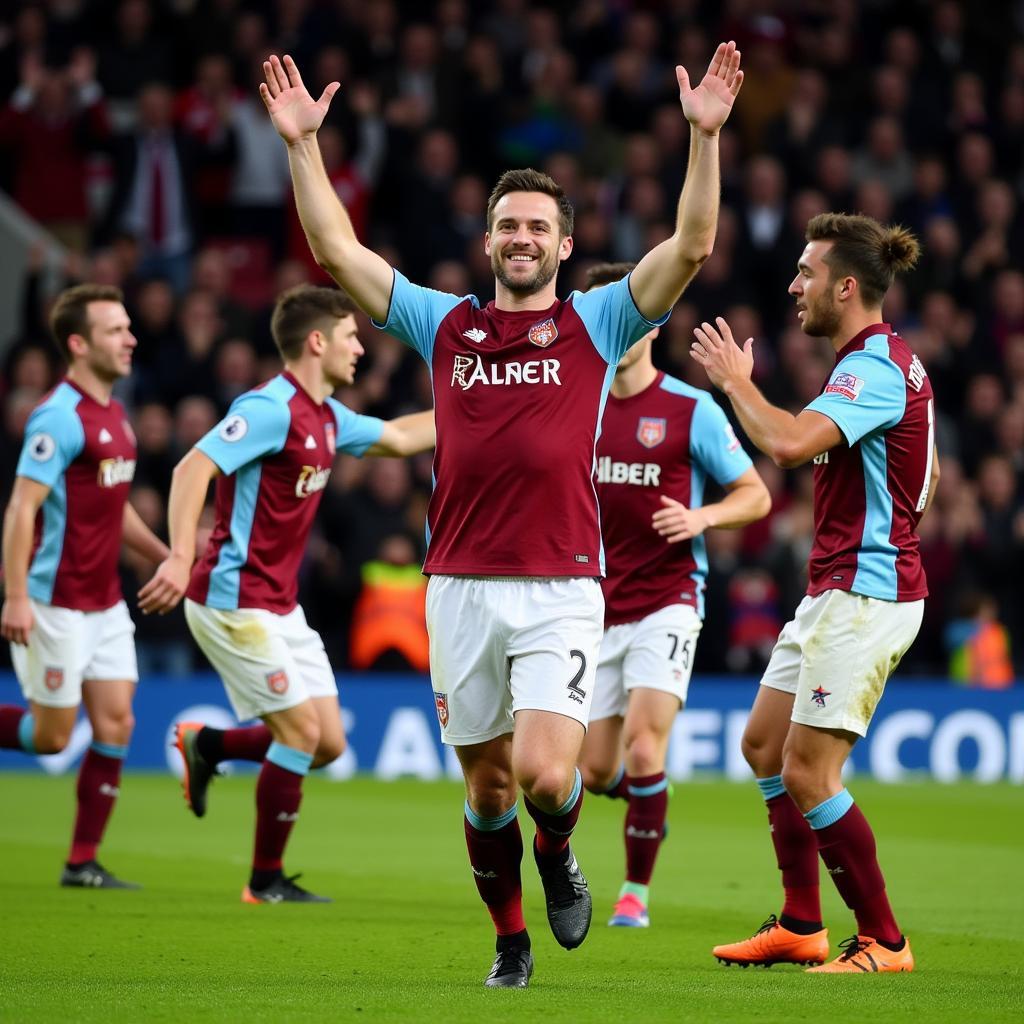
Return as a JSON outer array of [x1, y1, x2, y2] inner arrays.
[[486, 168, 575, 238], [806, 212, 921, 307], [49, 283, 125, 359], [583, 262, 636, 291], [270, 285, 358, 361]]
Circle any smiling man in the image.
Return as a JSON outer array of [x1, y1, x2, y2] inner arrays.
[[260, 42, 742, 987], [139, 285, 434, 903], [0, 284, 169, 889]]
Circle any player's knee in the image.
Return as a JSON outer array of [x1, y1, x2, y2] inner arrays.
[[624, 731, 663, 776], [98, 709, 135, 747], [313, 733, 345, 767], [466, 777, 517, 818], [34, 729, 71, 755], [780, 758, 815, 802], [741, 729, 778, 775], [520, 765, 573, 808], [579, 761, 615, 794]]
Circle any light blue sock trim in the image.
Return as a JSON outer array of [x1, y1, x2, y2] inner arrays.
[[604, 764, 625, 794], [91, 741, 128, 760], [266, 741, 313, 777], [757, 774, 786, 801], [804, 788, 854, 830], [18, 712, 36, 754], [628, 776, 669, 798], [555, 768, 583, 815], [464, 800, 518, 832]]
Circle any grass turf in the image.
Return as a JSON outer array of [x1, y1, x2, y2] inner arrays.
[[0, 774, 1021, 1023]]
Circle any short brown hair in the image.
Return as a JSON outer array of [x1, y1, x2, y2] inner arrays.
[[270, 285, 358, 360], [486, 168, 575, 237], [48, 284, 124, 359], [583, 262, 636, 291], [806, 213, 921, 307]]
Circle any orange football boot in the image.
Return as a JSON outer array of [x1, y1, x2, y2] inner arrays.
[[807, 934, 914, 973], [713, 914, 829, 967]]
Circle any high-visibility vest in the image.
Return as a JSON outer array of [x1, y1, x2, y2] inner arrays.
[[349, 561, 429, 671], [951, 622, 1014, 689]]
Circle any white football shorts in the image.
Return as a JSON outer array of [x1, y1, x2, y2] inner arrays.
[[425, 575, 605, 745], [185, 600, 336, 722], [590, 603, 702, 722], [11, 599, 138, 708], [760, 589, 924, 736]]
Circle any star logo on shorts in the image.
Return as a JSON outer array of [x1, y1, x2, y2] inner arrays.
[[810, 686, 831, 707]]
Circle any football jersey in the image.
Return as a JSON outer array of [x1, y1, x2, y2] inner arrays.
[[373, 270, 668, 576], [597, 372, 753, 626], [804, 324, 933, 602], [187, 371, 383, 613], [15, 379, 136, 611]]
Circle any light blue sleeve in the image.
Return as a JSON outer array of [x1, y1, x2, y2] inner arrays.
[[371, 268, 471, 362], [15, 403, 85, 489], [805, 349, 906, 446], [690, 395, 753, 486], [196, 391, 291, 474], [570, 274, 671, 365], [328, 398, 385, 457]]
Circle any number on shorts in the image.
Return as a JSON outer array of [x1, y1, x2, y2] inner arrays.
[[567, 649, 587, 698], [667, 632, 692, 669]]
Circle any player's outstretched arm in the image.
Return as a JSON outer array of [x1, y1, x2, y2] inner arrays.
[[0, 477, 49, 645], [121, 503, 170, 565], [691, 317, 841, 467], [261, 54, 394, 322], [138, 449, 219, 615], [630, 41, 743, 322], [366, 409, 436, 457], [652, 466, 770, 543]]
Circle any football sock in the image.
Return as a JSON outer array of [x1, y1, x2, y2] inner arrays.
[[197, 724, 272, 765], [806, 788, 902, 945], [619, 880, 650, 905], [496, 929, 530, 953], [602, 764, 630, 800], [525, 767, 583, 858], [68, 742, 126, 864], [464, 802, 526, 936], [624, 771, 669, 887], [0, 707, 32, 752], [251, 742, 312, 877], [758, 775, 822, 928]]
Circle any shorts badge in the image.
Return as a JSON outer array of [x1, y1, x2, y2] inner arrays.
[[266, 670, 289, 695], [810, 686, 831, 707], [528, 318, 558, 348], [434, 691, 449, 727], [637, 417, 666, 448], [44, 666, 64, 691]]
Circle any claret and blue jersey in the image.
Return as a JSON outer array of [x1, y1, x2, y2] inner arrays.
[[373, 269, 669, 576], [805, 323, 933, 602], [187, 371, 384, 614], [15, 380, 136, 611], [596, 371, 753, 626]]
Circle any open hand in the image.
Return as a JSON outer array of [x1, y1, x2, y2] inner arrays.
[[652, 495, 710, 543], [691, 317, 754, 393], [259, 53, 339, 145], [677, 40, 743, 136]]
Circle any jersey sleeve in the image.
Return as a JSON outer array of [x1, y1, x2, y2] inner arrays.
[[690, 395, 753, 485], [805, 349, 907, 446], [328, 399, 385, 457], [15, 403, 85, 489], [371, 268, 470, 362], [570, 274, 671, 365], [196, 391, 291, 474]]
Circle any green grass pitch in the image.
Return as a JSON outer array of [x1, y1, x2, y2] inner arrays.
[[0, 774, 1021, 1022]]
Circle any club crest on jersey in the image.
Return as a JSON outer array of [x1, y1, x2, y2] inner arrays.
[[44, 666, 64, 691], [266, 670, 289, 695], [324, 423, 336, 456], [528, 318, 558, 348], [433, 691, 449, 727], [636, 417, 666, 449], [824, 372, 864, 401]]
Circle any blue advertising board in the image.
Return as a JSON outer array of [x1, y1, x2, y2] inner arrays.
[[1, 672, 1021, 783]]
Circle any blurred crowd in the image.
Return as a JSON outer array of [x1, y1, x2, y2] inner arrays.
[[0, 0, 1021, 680]]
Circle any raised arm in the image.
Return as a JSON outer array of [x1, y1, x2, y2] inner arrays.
[[137, 448, 219, 615], [0, 477, 49, 645], [260, 54, 394, 321], [629, 41, 743, 322], [365, 410, 436, 457]]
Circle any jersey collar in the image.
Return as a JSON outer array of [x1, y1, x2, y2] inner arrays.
[[835, 323, 892, 362]]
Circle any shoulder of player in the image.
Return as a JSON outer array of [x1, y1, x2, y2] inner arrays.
[[25, 383, 85, 434]]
